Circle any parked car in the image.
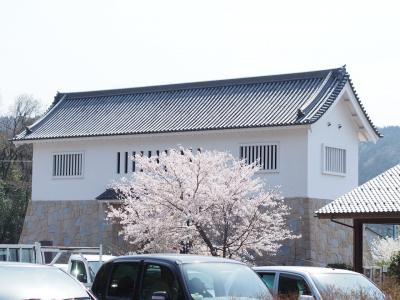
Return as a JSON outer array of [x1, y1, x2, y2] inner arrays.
[[0, 262, 96, 300], [253, 266, 385, 300], [0, 242, 114, 289], [92, 254, 272, 300]]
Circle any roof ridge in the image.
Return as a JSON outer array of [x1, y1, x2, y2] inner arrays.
[[60, 67, 344, 99], [297, 70, 335, 120]]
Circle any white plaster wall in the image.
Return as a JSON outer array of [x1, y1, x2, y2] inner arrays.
[[31, 127, 308, 201], [307, 98, 359, 200]]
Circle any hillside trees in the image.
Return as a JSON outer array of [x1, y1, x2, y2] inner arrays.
[[0, 94, 40, 243], [107, 148, 297, 261], [359, 126, 400, 184]]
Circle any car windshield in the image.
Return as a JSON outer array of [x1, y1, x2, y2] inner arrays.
[[311, 273, 385, 300], [182, 262, 272, 300], [0, 264, 90, 300], [88, 261, 102, 280]]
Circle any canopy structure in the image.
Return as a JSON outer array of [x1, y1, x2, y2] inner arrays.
[[315, 164, 400, 272]]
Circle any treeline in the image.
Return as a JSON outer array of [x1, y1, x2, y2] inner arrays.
[[359, 126, 400, 184], [0, 95, 40, 243]]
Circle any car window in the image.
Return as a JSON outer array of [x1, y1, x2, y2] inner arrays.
[[107, 263, 140, 300], [92, 262, 111, 298], [186, 268, 216, 298], [258, 272, 276, 291], [278, 273, 312, 298], [88, 261, 102, 281], [71, 260, 88, 283], [311, 273, 385, 299], [140, 264, 182, 300], [182, 263, 272, 300]]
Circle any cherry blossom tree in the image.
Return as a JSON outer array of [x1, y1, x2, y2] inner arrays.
[[371, 236, 400, 266], [107, 148, 297, 260]]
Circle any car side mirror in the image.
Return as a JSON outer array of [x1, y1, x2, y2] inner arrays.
[[152, 291, 170, 300], [77, 273, 87, 283], [299, 295, 314, 300]]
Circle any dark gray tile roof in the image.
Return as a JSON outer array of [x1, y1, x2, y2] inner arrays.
[[316, 164, 400, 218], [96, 188, 121, 201], [14, 66, 380, 141]]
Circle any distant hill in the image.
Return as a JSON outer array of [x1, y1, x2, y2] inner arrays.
[[359, 126, 400, 184]]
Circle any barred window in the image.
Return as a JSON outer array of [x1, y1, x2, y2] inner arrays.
[[117, 152, 121, 174], [118, 149, 164, 173], [239, 144, 279, 171], [124, 152, 128, 174], [132, 151, 136, 172], [118, 148, 202, 173], [53, 152, 83, 177], [323, 145, 346, 175]]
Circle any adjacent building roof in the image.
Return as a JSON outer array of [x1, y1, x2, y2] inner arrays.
[[96, 188, 122, 201], [316, 164, 400, 219], [14, 66, 380, 141]]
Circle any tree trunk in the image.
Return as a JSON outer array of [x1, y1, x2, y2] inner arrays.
[[195, 224, 217, 256]]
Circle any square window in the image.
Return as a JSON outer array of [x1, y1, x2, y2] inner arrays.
[[322, 145, 346, 175], [239, 143, 279, 172], [52, 152, 84, 178]]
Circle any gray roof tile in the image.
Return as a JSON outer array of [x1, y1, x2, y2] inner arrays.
[[14, 66, 380, 141], [96, 188, 122, 201], [316, 164, 400, 218]]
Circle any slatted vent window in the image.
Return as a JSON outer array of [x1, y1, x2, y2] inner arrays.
[[240, 144, 279, 171], [323, 146, 346, 175], [53, 153, 83, 177], [117, 149, 162, 173], [118, 148, 202, 173]]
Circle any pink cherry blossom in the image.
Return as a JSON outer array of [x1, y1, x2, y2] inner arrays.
[[107, 147, 297, 261]]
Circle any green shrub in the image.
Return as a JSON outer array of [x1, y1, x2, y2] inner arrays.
[[388, 251, 400, 280]]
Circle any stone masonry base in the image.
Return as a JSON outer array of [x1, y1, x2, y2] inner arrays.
[[20, 198, 353, 265], [19, 200, 131, 255], [256, 197, 353, 267]]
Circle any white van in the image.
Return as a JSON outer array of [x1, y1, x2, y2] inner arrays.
[[0, 243, 114, 288]]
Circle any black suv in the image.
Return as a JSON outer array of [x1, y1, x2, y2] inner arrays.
[[91, 254, 272, 300]]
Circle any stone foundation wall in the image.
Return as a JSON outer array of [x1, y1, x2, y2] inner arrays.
[[21, 198, 353, 265], [256, 198, 353, 267], [19, 200, 131, 255], [308, 199, 353, 266]]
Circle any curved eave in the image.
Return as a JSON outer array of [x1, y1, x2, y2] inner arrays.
[[12, 122, 311, 144], [316, 211, 400, 220], [346, 79, 381, 142], [307, 80, 380, 143]]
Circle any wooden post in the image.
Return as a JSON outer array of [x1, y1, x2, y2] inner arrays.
[[353, 219, 363, 273]]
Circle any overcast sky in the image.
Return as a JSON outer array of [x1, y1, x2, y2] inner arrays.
[[0, 0, 399, 126]]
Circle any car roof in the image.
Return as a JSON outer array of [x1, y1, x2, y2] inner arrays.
[[0, 261, 89, 298], [253, 266, 358, 275], [70, 254, 115, 261], [0, 262, 54, 268], [112, 254, 245, 265]]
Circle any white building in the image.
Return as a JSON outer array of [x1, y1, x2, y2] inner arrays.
[[15, 66, 380, 264]]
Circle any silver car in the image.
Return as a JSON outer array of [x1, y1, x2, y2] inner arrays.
[[0, 262, 96, 300], [253, 266, 385, 300]]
